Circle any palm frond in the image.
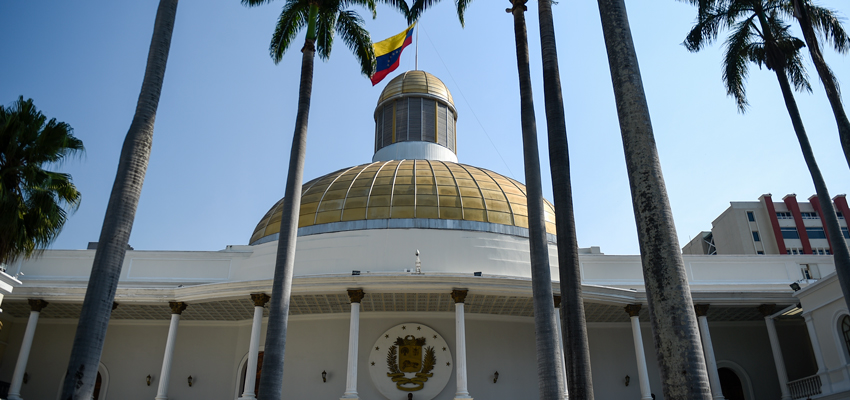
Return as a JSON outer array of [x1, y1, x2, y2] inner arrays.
[[316, 8, 338, 60], [242, 0, 276, 6], [805, 3, 850, 54], [408, 0, 455, 25], [336, 10, 376, 76], [723, 16, 758, 112], [270, 0, 311, 63]]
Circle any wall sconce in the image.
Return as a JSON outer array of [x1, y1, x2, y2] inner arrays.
[[790, 282, 802, 291], [624, 375, 630, 386], [146, 375, 152, 386], [23, 373, 28, 384], [188, 376, 193, 387], [493, 371, 499, 383], [322, 370, 327, 383]]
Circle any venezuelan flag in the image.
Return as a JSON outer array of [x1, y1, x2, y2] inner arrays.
[[371, 24, 415, 86]]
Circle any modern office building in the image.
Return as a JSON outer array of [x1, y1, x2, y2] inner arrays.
[[684, 194, 850, 257]]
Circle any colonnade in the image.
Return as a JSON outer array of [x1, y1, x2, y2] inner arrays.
[[2, 297, 807, 400]]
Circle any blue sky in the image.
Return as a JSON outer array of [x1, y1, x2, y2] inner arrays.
[[2, 0, 849, 255]]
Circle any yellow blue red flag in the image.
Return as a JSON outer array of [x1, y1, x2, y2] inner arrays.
[[371, 24, 415, 86]]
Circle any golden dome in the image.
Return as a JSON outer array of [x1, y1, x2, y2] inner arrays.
[[378, 71, 454, 108], [249, 160, 556, 244]]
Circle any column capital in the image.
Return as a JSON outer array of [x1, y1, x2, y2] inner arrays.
[[694, 304, 710, 317], [347, 289, 365, 303], [28, 299, 49, 312], [758, 304, 776, 317], [251, 293, 271, 307], [624, 304, 641, 317], [553, 295, 561, 308], [169, 301, 188, 315], [451, 289, 468, 304]]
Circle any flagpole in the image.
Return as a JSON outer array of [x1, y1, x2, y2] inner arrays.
[[415, 23, 419, 70]]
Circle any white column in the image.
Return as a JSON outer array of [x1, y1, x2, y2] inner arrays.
[[553, 296, 569, 400], [695, 305, 725, 400], [341, 289, 364, 400], [452, 290, 472, 400], [155, 302, 187, 400], [625, 305, 653, 400], [803, 313, 830, 387], [7, 299, 48, 400], [240, 294, 270, 400], [761, 305, 791, 400]]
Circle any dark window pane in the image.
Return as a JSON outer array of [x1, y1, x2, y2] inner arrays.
[[752, 231, 760, 242], [781, 227, 800, 239], [747, 211, 755, 222], [806, 227, 827, 239]]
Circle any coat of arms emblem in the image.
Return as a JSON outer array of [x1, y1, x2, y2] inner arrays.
[[386, 335, 437, 391]]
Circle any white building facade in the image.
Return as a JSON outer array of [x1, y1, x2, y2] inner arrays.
[[0, 72, 846, 400]]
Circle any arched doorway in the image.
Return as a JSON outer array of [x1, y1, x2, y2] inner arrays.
[[239, 351, 264, 397], [719, 367, 745, 400]]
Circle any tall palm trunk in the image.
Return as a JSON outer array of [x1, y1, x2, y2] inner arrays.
[[256, 6, 318, 400], [60, 1, 178, 398], [536, 0, 594, 397], [791, 0, 850, 170], [508, 0, 565, 398], [757, 7, 850, 315], [596, 0, 711, 398]]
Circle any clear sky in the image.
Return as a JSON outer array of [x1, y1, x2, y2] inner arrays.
[[2, 0, 849, 255]]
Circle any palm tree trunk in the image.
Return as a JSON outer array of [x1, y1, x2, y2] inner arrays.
[[255, 6, 318, 400], [792, 0, 850, 170], [536, 0, 594, 398], [772, 67, 850, 313], [596, 1, 711, 398], [508, 0, 565, 398], [60, 1, 178, 398]]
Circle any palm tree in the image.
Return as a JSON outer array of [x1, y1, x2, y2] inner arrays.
[[786, 0, 850, 170], [240, 0, 406, 398], [0, 96, 83, 265], [684, 0, 850, 325], [407, 1, 565, 398], [536, 0, 594, 397], [59, 1, 179, 398], [596, 0, 712, 398]]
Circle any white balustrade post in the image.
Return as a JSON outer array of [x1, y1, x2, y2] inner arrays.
[[240, 294, 270, 400], [695, 304, 726, 400], [553, 296, 569, 400], [341, 289, 365, 400], [155, 302, 187, 400], [7, 299, 48, 400], [452, 290, 472, 400], [624, 305, 653, 400], [760, 304, 792, 400]]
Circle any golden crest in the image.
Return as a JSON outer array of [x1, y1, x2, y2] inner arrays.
[[387, 335, 436, 391]]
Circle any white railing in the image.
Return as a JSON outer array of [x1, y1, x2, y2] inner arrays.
[[788, 374, 822, 399]]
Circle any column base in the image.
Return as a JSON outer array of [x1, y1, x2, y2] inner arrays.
[[238, 396, 257, 400], [340, 396, 359, 400], [7, 394, 22, 400], [640, 396, 653, 400], [453, 396, 473, 400], [155, 396, 168, 400]]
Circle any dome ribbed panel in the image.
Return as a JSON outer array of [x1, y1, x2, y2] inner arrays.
[[378, 71, 454, 107], [249, 161, 557, 244]]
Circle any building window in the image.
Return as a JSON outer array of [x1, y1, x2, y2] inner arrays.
[[776, 212, 793, 219], [839, 211, 845, 219], [806, 227, 827, 239], [843, 316, 850, 360], [757, 251, 764, 255], [747, 211, 755, 222], [752, 231, 761, 242], [781, 227, 800, 239], [801, 212, 819, 219], [843, 227, 850, 239]]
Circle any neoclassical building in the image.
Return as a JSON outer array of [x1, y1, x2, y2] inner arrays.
[[0, 71, 847, 400]]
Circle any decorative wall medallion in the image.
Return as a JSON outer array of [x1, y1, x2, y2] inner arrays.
[[369, 323, 452, 400]]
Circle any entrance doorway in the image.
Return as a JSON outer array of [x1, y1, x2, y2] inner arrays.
[[240, 351, 264, 397], [718, 367, 745, 400]]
